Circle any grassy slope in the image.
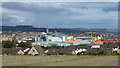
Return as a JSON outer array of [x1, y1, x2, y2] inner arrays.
[[2, 55, 118, 66]]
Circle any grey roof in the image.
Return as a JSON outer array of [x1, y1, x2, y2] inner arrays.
[[2, 47, 31, 55], [46, 49, 59, 55], [46, 44, 118, 55], [100, 44, 118, 48], [33, 45, 44, 54], [2, 48, 20, 55], [99, 47, 112, 52]]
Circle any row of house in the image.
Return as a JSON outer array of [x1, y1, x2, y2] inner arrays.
[[2, 44, 120, 55], [2, 45, 44, 55], [45, 44, 120, 55]]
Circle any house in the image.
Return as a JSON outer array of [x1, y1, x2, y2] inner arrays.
[[112, 46, 120, 53], [28, 45, 44, 55], [17, 49, 24, 55], [74, 48, 87, 54], [45, 45, 95, 55], [57, 45, 77, 55], [45, 45, 78, 55], [2, 47, 29, 55], [45, 45, 75, 55], [17, 48, 30, 55], [45, 49, 60, 55], [45, 44, 120, 55], [99, 44, 118, 52], [2, 48, 20, 55], [86, 47, 99, 53], [23, 48, 30, 54]]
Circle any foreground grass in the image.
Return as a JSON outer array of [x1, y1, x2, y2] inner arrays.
[[2, 55, 119, 66]]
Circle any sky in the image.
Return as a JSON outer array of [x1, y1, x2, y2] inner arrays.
[[1, 2, 118, 29]]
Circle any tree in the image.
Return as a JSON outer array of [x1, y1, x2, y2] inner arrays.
[[51, 45, 60, 49], [67, 52, 74, 55], [13, 40, 19, 44], [18, 42, 25, 47], [18, 41, 32, 48], [2, 41, 16, 48], [24, 41, 32, 48]]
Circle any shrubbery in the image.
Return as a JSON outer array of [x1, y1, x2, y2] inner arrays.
[[2, 40, 32, 48], [18, 41, 32, 48], [67, 52, 74, 55], [2, 40, 16, 48], [84, 51, 119, 56]]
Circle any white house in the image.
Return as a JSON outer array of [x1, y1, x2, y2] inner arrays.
[[17, 50, 25, 55], [74, 48, 87, 54], [112, 47, 120, 53]]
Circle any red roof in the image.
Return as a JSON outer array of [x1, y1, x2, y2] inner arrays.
[[96, 39, 120, 42], [102, 40, 120, 42]]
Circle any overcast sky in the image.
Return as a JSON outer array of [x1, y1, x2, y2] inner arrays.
[[2, 2, 118, 29]]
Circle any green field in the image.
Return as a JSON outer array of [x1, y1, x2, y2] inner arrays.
[[2, 55, 118, 66]]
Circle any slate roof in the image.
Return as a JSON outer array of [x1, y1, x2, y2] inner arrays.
[[2, 48, 20, 55], [2, 47, 28, 55], [46, 44, 118, 55], [33, 45, 44, 54], [100, 44, 118, 49], [46, 49, 59, 55]]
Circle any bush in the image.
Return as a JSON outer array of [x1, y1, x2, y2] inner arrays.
[[34, 54, 40, 56], [18, 41, 32, 48], [2, 41, 16, 48], [77, 52, 87, 55], [87, 51, 117, 55], [67, 52, 74, 55], [104, 51, 115, 55]]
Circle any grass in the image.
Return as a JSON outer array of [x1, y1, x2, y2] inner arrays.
[[2, 55, 119, 66]]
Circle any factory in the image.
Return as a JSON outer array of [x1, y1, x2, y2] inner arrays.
[[29, 25, 120, 47], [31, 26, 93, 46]]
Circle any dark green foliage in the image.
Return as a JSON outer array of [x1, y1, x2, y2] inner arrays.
[[24, 41, 32, 48], [77, 52, 87, 55], [103, 51, 118, 55], [2, 40, 32, 48], [18, 42, 25, 47], [18, 41, 32, 48], [34, 54, 40, 56], [51, 45, 61, 49], [13, 40, 19, 44], [67, 52, 74, 55], [41, 46, 46, 49], [41, 45, 62, 49], [84, 51, 119, 56], [2, 40, 16, 48]]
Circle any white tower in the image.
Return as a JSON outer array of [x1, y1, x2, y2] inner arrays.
[[46, 25, 49, 34]]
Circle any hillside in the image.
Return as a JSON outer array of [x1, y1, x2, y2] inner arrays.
[[0, 25, 118, 33]]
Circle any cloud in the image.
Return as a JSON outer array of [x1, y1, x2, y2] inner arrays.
[[2, 2, 118, 29], [2, 2, 66, 14], [9, 15, 26, 23], [1, 0, 119, 2]]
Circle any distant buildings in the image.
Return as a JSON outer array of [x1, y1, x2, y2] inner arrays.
[[2, 44, 120, 55], [1, 25, 120, 47]]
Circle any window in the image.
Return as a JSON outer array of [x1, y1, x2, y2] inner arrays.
[[33, 50, 35, 52]]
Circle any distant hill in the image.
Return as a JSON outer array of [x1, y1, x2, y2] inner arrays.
[[0, 25, 118, 33]]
